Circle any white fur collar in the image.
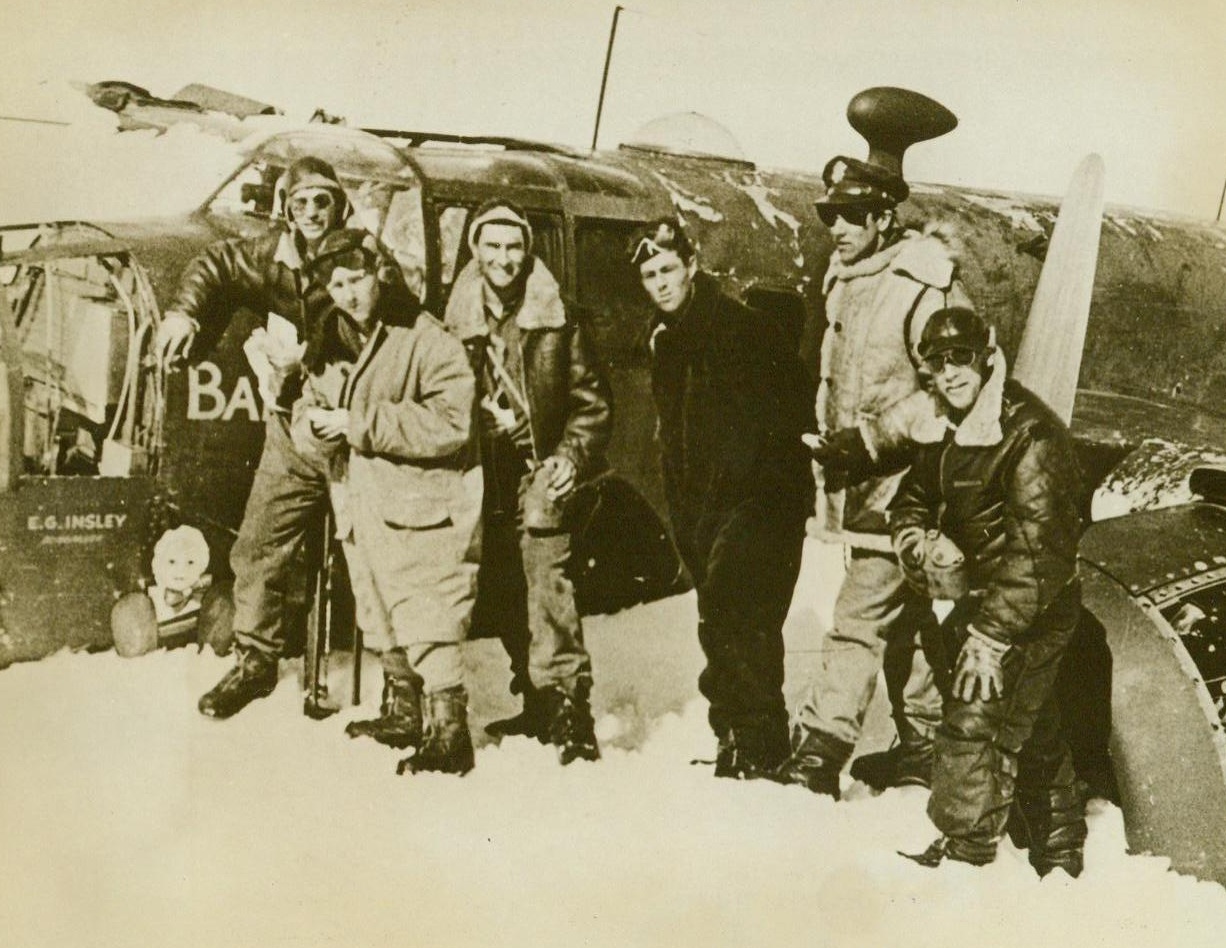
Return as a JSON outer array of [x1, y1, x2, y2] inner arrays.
[[444, 258, 567, 338], [905, 351, 1008, 448], [822, 224, 959, 294], [272, 230, 304, 271]]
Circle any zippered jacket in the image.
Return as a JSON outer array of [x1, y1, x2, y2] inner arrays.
[[887, 366, 1082, 646], [442, 257, 612, 482]]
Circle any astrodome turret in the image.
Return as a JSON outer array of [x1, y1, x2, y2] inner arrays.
[[620, 112, 751, 165]]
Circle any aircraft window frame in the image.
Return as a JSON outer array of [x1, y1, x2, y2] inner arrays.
[[9, 253, 160, 479], [203, 159, 429, 302], [434, 203, 568, 307]]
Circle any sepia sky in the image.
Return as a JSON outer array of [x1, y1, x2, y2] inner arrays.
[[3, 0, 1226, 217]]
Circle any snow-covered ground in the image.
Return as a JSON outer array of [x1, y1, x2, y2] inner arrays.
[[2, 539, 1226, 948]]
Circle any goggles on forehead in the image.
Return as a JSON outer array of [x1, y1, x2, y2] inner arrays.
[[816, 203, 873, 229], [289, 191, 338, 215], [631, 236, 673, 267], [923, 347, 981, 374]]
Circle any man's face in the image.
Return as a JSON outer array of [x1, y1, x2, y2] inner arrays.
[[474, 223, 527, 294], [928, 348, 989, 413], [825, 205, 887, 264], [639, 250, 696, 315], [288, 187, 342, 246], [325, 265, 380, 329]]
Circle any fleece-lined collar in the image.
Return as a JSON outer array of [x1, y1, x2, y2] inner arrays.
[[822, 225, 959, 295], [272, 230, 306, 272], [916, 351, 1007, 447], [444, 257, 567, 339]]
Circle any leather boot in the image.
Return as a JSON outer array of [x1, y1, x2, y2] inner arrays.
[[900, 835, 996, 868], [848, 720, 934, 791], [397, 686, 475, 776], [774, 728, 852, 799], [715, 724, 790, 780], [541, 682, 600, 765], [345, 671, 423, 750], [198, 646, 278, 719], [484, 686, 549, 743], [1008, 786, 1087, 878]]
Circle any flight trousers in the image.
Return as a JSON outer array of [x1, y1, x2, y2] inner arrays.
[[230, 413, 329, 657], [928, 585, 1085, 856], [792, 548, 942, 764], [687, 494, 807, 753], [473, 437, 592, 697]]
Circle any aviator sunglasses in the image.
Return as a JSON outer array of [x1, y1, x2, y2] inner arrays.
[[922, 348, 981, 374], [289, 191, 337, 215], [816, 204, 873, 229]]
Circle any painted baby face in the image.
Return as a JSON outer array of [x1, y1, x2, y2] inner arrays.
[[151, 526, 210, 592]]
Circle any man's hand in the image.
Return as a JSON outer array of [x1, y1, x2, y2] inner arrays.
[[480, 394, 519, 435], [952, 626, 1009, 703], [155, 311, 198, 369], [307, 407, 349, 441], [541, 455, 576, 501]]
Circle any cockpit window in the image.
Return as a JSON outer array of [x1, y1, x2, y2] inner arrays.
[[203, 159, 281, 235], [204, 156, 428, 302], [437, 206, 468, 288], [349, 181, 426, 302]]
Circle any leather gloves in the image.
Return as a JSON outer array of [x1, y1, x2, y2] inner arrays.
[[892, 525, 928, 593], [806, 426, 872, 473], [953, 625, 1009, 703]]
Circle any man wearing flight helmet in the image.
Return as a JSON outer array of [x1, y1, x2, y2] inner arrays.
[[891, 306, 1087, 876], [778, 88, 971, 797], [444, 199, 610, 765], [155, 155, 417, 720], [292, 228, 481, 775]]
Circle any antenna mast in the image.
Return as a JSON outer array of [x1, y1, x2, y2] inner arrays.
[[591, 5, 624, 151]]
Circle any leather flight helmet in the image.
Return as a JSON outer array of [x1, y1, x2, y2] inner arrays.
[[917, 306, 990, 361]]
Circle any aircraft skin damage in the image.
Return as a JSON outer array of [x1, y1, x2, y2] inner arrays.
[[3, 122, 1226, 884]]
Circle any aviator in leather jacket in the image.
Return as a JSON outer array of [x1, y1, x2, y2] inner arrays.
[[171, 229, 416, 386], [887, 372, 1083, 647], [442, 257, 612, 482]]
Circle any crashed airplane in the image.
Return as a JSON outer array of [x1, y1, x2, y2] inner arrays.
[[2, 96, 1226, 886]]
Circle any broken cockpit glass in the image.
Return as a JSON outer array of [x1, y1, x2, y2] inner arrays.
[[203, 132, 428, 303], [1, 228, 161, 479]]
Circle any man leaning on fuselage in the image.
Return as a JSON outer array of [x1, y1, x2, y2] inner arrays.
[[778, 92, 970, 798], [155, 155, 416, 720], [443, 200, 612, 766], [892, 307, 1088, 877]]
